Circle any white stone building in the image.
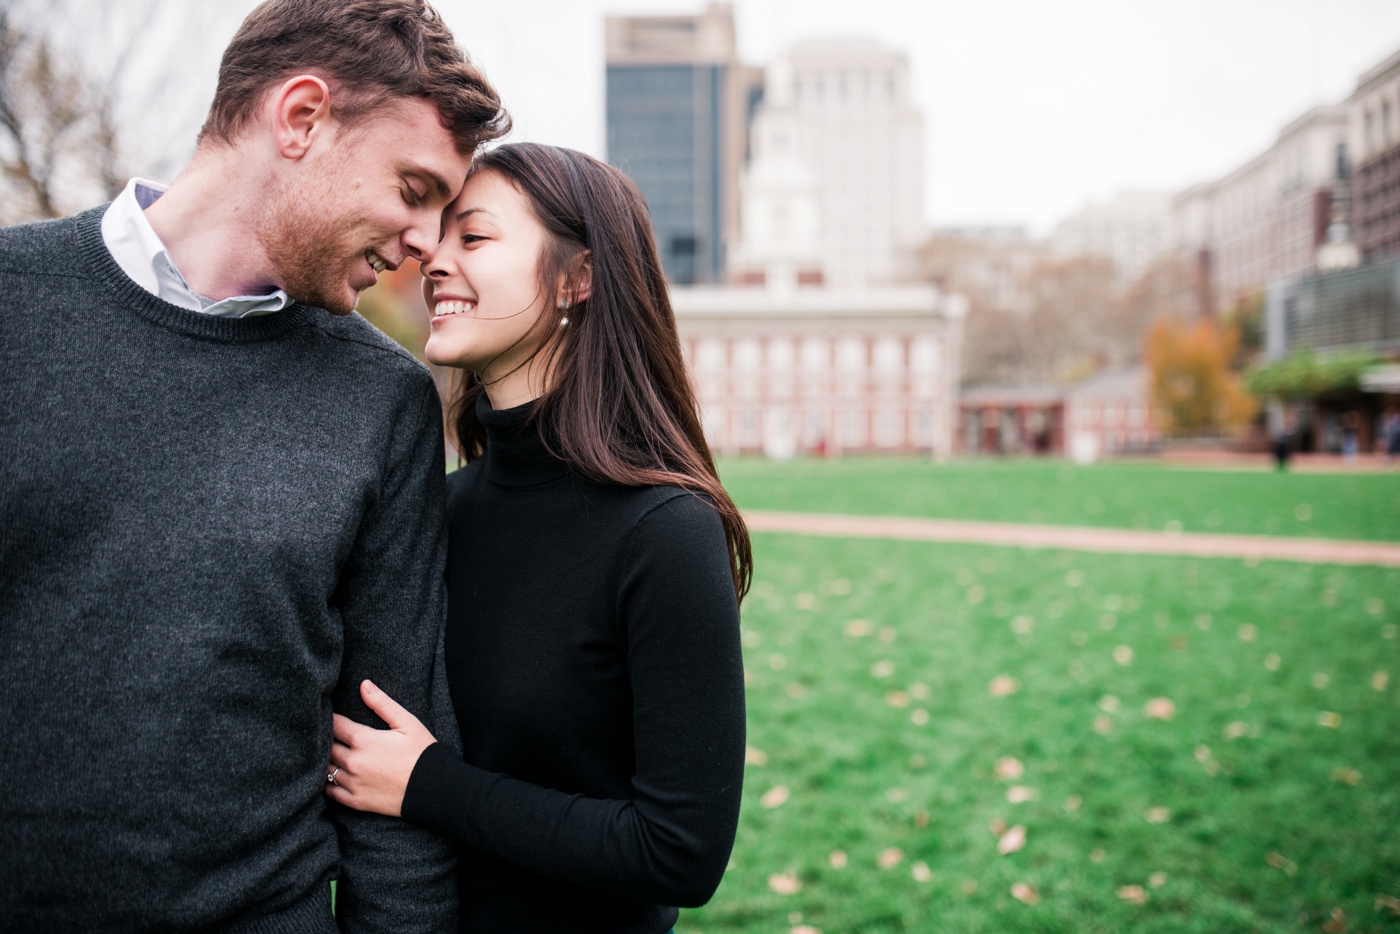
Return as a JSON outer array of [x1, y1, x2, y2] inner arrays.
[[731, 38, 925, 288], [672, 284, 966, 457]]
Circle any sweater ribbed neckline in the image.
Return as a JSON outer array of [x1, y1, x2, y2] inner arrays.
[[477, 393, 570, 487], [74, 205, 320, 342]]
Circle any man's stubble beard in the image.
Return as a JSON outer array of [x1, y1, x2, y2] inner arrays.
[[253, 177, 366, 316]]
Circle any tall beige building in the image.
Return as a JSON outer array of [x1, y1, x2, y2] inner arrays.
[[1172, 105, 1349, 313], [732, 38, 925, 288], [1049, 190, 1175, 280]]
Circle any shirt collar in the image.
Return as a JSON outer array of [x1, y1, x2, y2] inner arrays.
[[100, 178, 294, 319]]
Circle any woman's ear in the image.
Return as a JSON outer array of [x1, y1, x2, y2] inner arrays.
[[562, 250, 593, 305]]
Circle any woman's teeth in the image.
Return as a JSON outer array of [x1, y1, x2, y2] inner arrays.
[[434, 300, 473, 316]]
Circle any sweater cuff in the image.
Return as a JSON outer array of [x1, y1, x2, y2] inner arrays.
[[402, 741, 468, 834]]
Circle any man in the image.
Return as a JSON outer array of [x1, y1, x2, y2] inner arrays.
[[0, 1, 508, 930]]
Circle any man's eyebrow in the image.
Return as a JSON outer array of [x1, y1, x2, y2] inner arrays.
[[407, 168, 455, 201]]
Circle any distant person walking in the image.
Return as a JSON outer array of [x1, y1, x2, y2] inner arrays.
[[1384, 406, 1400, 466], [1340, 409, 1361, 460], [0, 1, 508, 930], [1273, 418, 1294, 471]]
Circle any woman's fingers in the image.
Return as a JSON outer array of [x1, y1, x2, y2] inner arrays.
[[332, 712, 364, 744], [360, 679, 423, 733]]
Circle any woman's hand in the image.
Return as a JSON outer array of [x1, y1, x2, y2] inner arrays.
[[326, 679, 437, 817]]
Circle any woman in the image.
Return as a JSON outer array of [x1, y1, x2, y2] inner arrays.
[[325, 143, 750, 933]]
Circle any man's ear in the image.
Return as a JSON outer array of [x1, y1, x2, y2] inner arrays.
[[271, 75, 333, 160], [563, 250, 593, 305]]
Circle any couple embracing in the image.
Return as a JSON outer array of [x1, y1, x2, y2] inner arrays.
[[0, 1, 749, 931]]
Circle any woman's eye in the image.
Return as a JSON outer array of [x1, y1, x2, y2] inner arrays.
[[461, 234, 486, 245]]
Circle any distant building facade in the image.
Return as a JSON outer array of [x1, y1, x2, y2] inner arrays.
[[1172, 105, 1350, 313], [673, 284, 965, 457], [958, 385, 1064, 456], [731, 38, 925, 288], [1049, 190, 1174, 280], [605, 4, 759, 284], [1350, 49, 1400, 264], [1063, 368, 1159, 461], [955, 369, 1158, 460]]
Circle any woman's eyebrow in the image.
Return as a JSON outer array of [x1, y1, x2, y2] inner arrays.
[[456, 207, 498, 222]]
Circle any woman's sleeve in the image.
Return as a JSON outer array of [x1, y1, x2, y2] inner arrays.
[[400, 491, 746, 908]]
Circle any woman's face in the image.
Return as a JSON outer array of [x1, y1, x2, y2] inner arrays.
[[421, 169, 556, 381]]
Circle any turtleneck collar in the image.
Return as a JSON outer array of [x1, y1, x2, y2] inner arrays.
[[477, 393, 570, 487]]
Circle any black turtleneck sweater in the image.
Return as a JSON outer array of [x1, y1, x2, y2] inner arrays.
[[401, 397, 746, 933]]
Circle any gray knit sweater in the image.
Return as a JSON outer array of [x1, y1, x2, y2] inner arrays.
[[0, 208, 458, 933]]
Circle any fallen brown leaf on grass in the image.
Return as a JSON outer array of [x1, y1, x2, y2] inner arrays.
[[845, 619, 872, 637], [745, 747, 768, 766], [791, 926, 821, 934], [1064, 795, 1082, 812], [885, 690, 909, 708], [1098, 694, 1120, 713], [911, 861, 933, 883], [1117, 884, 1149, 905], [1149, 872, 1167, 888], [1145, 697, 1176, 720], [870, 660, 895, 678], [1375, 895, 1400, 915], [1322, 908, 1347, 933], [760, 785, 790, 809], [828, 850, 848, 869], [1010, 882, 1040, 905], [768, 870, 801, 895], [1007, 785, 1037, 804], [988, 675, 1020, 697], [877, 847, 904, 869], [998, 825, 1026, 855], [1113, 645, 1133, 665], [1318, 711, 1342, 728], [1144, 807, 1172, 824], [1373, 671, 1389, 691], [994, 756, 1025, 780], [1093, 716, 1113, 735], [1331, 767, 1362, 785]]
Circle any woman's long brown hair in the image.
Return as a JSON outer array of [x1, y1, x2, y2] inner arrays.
[[448, 142, 752, 602]]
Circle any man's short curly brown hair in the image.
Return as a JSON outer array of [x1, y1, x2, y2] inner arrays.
[[199, 0, 509, 156]]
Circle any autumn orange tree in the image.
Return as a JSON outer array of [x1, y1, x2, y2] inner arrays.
[[1144, 317, 1256, 436]]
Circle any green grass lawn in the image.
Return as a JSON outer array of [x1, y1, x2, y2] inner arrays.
[[682, 532, 1400, 933], [717, 458, 1400, 542]]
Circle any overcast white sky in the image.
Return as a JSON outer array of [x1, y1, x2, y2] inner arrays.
[[426, 0, 1400, 234], [170, 0, 1400, 236]]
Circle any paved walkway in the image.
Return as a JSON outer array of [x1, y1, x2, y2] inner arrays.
[[743, 510, 1400, 568]]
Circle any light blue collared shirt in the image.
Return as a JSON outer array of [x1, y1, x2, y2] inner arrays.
[[100, 178, 294, 318]]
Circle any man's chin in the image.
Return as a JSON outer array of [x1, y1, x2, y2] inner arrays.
[[292, 283, 359, 316]]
